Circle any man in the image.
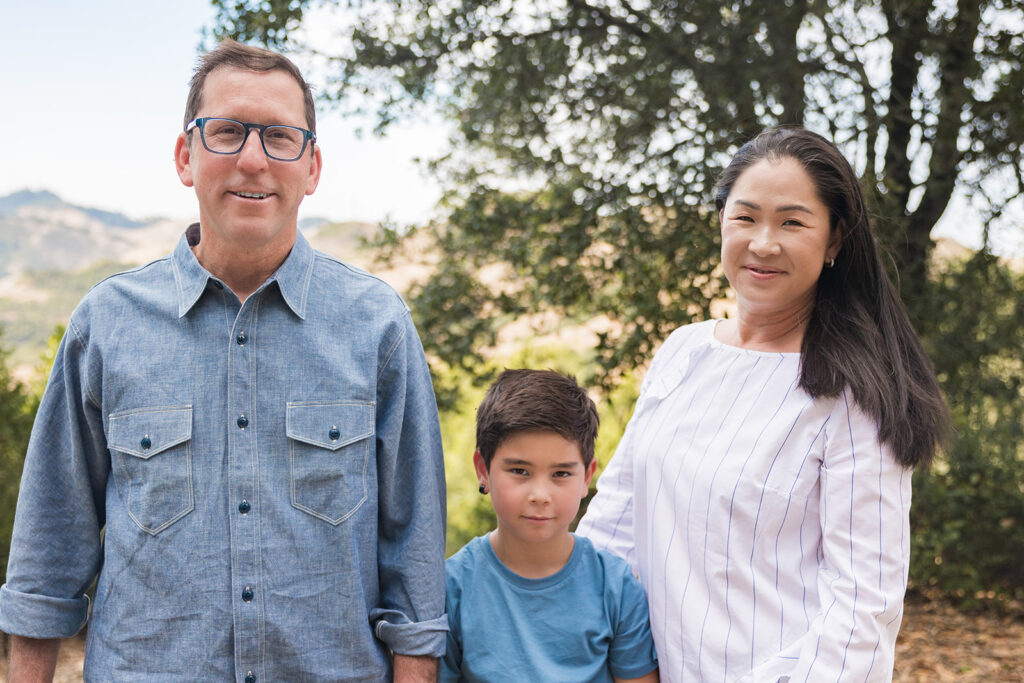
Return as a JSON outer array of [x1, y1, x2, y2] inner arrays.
[[0, 40, 447, 682]]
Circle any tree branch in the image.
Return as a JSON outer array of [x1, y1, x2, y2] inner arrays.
[[880, 0, 929, 210], [909, 1, 982, 248]]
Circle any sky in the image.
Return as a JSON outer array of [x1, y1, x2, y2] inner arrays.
[[1, 2, 1019, 255], [0, 0, 446, 226]]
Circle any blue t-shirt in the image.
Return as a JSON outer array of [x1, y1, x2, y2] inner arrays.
[[443, 534, 658, 682]]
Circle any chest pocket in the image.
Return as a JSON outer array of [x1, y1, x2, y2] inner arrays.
[[108, 405, 194, 535], [287, 401, 374, 525]]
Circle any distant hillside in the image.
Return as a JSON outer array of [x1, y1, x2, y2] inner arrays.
[[0, 189, 383, 377], [0, 190, 183, 278], [0, 189, 146, 229]]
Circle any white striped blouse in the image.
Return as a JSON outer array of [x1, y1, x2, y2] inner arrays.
[[577, 320, 911, 683]]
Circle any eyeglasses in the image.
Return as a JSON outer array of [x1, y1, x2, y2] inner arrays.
[[186, 117, 316, 162]]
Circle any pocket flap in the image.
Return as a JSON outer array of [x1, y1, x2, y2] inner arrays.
[[286, 401, 374, 451], [108, 405, 193, 459]]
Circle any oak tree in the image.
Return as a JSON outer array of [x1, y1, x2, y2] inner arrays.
[[212, 0, 1023, 380]]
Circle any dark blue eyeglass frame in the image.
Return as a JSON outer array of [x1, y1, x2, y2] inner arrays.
[[185, 117, 316, 162]]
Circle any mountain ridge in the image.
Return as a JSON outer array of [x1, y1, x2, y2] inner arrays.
[[0, 189, 146, 229], [0, 189, 380, 376]]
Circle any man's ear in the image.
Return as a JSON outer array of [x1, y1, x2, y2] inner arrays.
[[175, 132, 194, 188], [304, 144, 322, 196]]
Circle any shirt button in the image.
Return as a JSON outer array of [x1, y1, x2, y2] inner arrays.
[[236, 331, 247, 345], [140, 435, 151, 450], [238, 500, 251, 514], [329, 426, 340, 441], [237, 414, 249, 429], [242, 586, 254, 602], [245, 672, 255, 683]]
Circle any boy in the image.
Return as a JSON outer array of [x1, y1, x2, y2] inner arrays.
[[443, 369, 659, 682]]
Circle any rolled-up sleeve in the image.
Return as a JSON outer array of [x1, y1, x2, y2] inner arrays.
[[0, 319, 108, 638], [370, 310, 448, 656]]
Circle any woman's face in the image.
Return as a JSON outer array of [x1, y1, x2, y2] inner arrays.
[[719, 157, 840, 319]]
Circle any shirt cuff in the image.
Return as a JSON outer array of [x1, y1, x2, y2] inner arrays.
[[373, 611, 449, 657], [0, 585, 90, 638]]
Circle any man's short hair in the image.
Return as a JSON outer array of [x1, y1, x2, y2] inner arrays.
[[184, 38, 316, 133], [475, 369, 600, 469]]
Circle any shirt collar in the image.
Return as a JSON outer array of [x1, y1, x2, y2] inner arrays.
[[268, 229, 314, 320], [171, 223, 315, 320]]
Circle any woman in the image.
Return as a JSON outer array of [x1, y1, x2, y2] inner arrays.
[[577, 126, 948, 682]]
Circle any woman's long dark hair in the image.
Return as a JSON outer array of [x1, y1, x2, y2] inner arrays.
[[713, 126, 949, 468]]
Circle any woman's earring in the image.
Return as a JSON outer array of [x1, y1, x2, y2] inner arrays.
[[478, 484, 488, 495], [825, 257, 836, 268]]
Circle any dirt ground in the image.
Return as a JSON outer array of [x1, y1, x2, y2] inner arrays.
[[893, 597, 1024, 682], [1, 596, 1021, 681]]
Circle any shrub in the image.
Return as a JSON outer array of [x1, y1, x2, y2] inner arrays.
[[910, 253, 1024, 605], [0, 334, 36, 584]]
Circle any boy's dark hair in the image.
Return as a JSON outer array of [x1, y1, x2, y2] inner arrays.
[[475, 369, 600, 469]]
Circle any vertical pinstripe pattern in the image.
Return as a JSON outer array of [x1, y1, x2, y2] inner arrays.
[[577, 321, 913, 683]]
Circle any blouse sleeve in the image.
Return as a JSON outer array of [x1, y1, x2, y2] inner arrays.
[[575, 413, 640, 567], [784, 389, 913, 682], [577, 324, 695, 568]]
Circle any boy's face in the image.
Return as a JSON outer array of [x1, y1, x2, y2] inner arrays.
[[475, 431, 597, 549]]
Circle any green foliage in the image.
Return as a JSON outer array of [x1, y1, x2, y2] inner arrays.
[[417, 183, 722, 391], [437, 358, 494, 558], [411, 258, 504, 410], [0, 331, 37, 583], [213, 0, 1023, 376], [208, 0, 306, 49], [910, 254, 1024, 604]]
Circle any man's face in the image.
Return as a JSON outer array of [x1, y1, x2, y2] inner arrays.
[[174, 66, 321, 259]]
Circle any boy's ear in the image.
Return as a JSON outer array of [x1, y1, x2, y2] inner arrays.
[[473, 450, 488, 486], [582, 459, 598, 490]]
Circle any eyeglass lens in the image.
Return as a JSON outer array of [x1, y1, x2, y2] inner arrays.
[[201, 119, 308, 160]]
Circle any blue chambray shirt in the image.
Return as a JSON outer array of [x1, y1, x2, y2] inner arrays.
[[0, 226, 448, 682]]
